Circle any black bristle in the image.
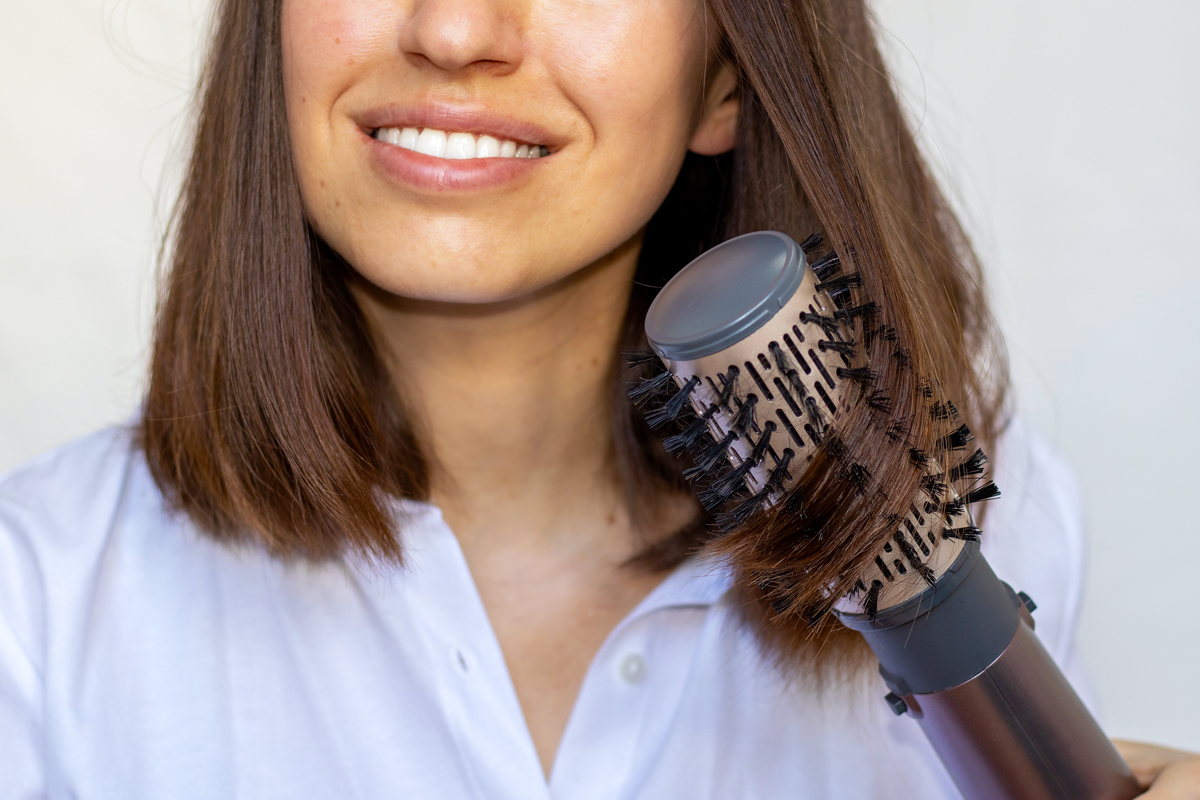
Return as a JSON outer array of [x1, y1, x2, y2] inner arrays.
[[943, 525, 982, 542], [886, 419, 909, 443], [844, 462, 872, 495], [715, 365, 740, 409], [798, 311, 840, 336], [662, 405, 715, 453], [834, 301, 879, 324], [722, 489, 769, 527], [836, 366, 877, 386], [962, 481, 1001, 505], [940, 423, 975, 451], [918, 378, 934, 398], [818, 339, 857, 357], [947, 401, 961, 420], [929, 400, 953, 421], [803, 603, 828, 626], [866, 390, 892, 413], [730, 394, 759, 436], [627, 371, 673, 403], [772, 593, 797, 616], [803, 397, 826, 440], [782, 489, 805, 515], [921, 473, 948, 500], [810, 250, 842, 281], [815, 273, 862, 294], [765, 448, 795, 492], [768, 341, 794, 375], [865, 580, 883, 622], [799, 233, 824, 254], [944, 481, 1001, 518], [683, 430, 737, 480], [700, 475, 745, 510], [623, 349, 662, 369], [786, 369, 809, 400], [645, 375, 700, 428], [704, 422, 777, 505], [748, 421, 777, 464], [948, 448, 989, 482], [891, 348, 912, 369], [909, 447, 929, 467], [825, 434, 848, 461], [893, 530, 937, 586]]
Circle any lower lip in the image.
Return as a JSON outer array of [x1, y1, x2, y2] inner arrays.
[[365, 131, 545, 193]]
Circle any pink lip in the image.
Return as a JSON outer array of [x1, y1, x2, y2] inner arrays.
[[356, 102, 560, 193]]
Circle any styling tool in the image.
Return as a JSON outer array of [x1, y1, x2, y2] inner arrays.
[[632, 231, 1139, 800]]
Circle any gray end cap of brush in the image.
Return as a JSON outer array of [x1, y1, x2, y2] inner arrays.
[[645, 231, 806, 362]]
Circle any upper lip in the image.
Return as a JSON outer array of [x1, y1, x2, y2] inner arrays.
[[357, 101, 561, 148]]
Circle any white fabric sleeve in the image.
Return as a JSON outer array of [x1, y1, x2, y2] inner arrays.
[[982, 416, 1102, 719], [0, 498, 48, 799]]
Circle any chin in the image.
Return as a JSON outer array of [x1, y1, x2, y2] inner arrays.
[[351, 255, 561, 307]]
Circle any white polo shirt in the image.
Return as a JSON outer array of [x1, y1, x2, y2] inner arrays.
[[0, 418, 1094, 799]]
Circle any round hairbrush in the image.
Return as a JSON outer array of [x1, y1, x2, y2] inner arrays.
[[634, 231, 1139, 800]]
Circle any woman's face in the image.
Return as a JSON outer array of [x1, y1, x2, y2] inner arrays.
[[282, 0, 735, 303]]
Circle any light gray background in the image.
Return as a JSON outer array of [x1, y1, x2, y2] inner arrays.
[[2, 0, 1197, 750]]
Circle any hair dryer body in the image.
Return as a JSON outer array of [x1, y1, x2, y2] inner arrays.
[[839, 543, 1139, 800]]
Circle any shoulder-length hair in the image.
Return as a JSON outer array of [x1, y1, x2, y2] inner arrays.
[[142, 0, 1006, 673]]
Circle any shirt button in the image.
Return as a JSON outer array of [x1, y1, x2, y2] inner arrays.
[[618, 653, 647, 684]]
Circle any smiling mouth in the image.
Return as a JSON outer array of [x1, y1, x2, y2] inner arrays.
[[373, 126, 550, 160]]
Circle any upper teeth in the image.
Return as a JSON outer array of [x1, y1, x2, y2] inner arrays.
[[375, 127, 548, 159]]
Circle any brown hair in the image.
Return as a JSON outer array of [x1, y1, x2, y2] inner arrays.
[[142, 0, 1006, 672]]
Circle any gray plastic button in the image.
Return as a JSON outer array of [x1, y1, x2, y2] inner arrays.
[[618, 653, 647, 684]]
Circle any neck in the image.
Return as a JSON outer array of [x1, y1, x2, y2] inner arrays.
[[353, 236, 643, 554]]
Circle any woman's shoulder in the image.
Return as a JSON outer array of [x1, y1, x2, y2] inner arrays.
[[0, 424, 157, 549], [0, 426, 170, 661]]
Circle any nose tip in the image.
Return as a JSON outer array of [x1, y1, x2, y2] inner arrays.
[[401, 0, 524, 75]]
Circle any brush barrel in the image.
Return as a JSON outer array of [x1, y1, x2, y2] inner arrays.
[[837, 544, 1139, 800]]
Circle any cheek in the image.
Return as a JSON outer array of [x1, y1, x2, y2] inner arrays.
[[538, 0, 709, 153], [282, 0, 397, 206]]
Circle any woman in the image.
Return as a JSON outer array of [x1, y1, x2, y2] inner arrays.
[[0, 0, 1195, 796]]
